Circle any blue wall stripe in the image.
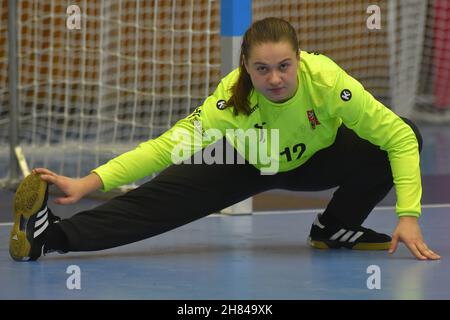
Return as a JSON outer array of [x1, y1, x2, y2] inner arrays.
[[220, 0, 252, 36]]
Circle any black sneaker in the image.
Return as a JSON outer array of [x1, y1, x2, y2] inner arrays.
[[308, 214, 391, 250], [9, 173, 60, 261]]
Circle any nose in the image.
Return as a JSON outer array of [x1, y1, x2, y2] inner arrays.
[[268, 70, 282, 86]]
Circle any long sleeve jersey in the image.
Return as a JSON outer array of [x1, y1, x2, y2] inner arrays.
[[93, 51, 422, 217]]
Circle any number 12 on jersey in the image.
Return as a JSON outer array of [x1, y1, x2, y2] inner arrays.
[[280, 143, 306, 162]]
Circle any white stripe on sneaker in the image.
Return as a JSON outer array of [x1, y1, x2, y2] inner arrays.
[[349, 231, 364, 243], [36, 206, 48, 218], [339, 230, 355, 242], [34, 220, 49, 238], [35, 211, 48, 228], [330, 228, 347, 241]]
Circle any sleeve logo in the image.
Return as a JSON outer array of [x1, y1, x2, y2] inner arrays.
[[216, 99, 227, 110], [340, 89, 352, 101]]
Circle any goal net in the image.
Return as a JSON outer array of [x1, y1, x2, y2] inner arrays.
[[0, 0, 448, 186], [254, 0, 449, 121], [1, 0, 221, 186]]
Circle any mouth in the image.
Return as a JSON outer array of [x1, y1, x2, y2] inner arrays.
[[268, 87, 285, 95]]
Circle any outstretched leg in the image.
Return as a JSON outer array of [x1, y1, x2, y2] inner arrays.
[[51, 142, 278, 252]]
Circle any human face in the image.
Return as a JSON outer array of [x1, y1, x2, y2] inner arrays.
[[244, 41, 299, 103]]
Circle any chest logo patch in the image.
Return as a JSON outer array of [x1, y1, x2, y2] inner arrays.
[[216, 99, 227, 110], [307, 109, 321, 130], [340, 89, 352, 101]]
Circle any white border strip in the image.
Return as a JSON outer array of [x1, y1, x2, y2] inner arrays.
[[1, 203, 449, 227]]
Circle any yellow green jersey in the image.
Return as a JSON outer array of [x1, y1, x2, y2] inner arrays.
[[93, 51, 422, 218]]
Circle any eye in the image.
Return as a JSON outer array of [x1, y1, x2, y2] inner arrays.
[[279, 63, 290, 71], [256, 66, 267, 73]]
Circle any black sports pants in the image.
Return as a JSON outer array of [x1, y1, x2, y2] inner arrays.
[[57, 118, 422, 251]]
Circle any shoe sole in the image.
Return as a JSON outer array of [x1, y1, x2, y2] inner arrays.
[[308, 237, 391, 250], [9, 173, 48, 261]]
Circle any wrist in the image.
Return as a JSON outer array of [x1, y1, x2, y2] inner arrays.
[[80, 173, 103, 194], [399, 216, 418, 223]]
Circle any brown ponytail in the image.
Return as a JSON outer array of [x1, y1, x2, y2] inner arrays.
[[227, 17, 299, 116]]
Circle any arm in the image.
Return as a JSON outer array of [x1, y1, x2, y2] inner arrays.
[[91, 117, 209, 192], [91, 76, 237, 192], [327, 72, 422, 217], [323, 63, 439, 260], [33, 72, 239, 200]]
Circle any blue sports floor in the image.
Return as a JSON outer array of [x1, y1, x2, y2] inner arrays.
[[0, 122, 449, 300], [0, 206, 449, 300]]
